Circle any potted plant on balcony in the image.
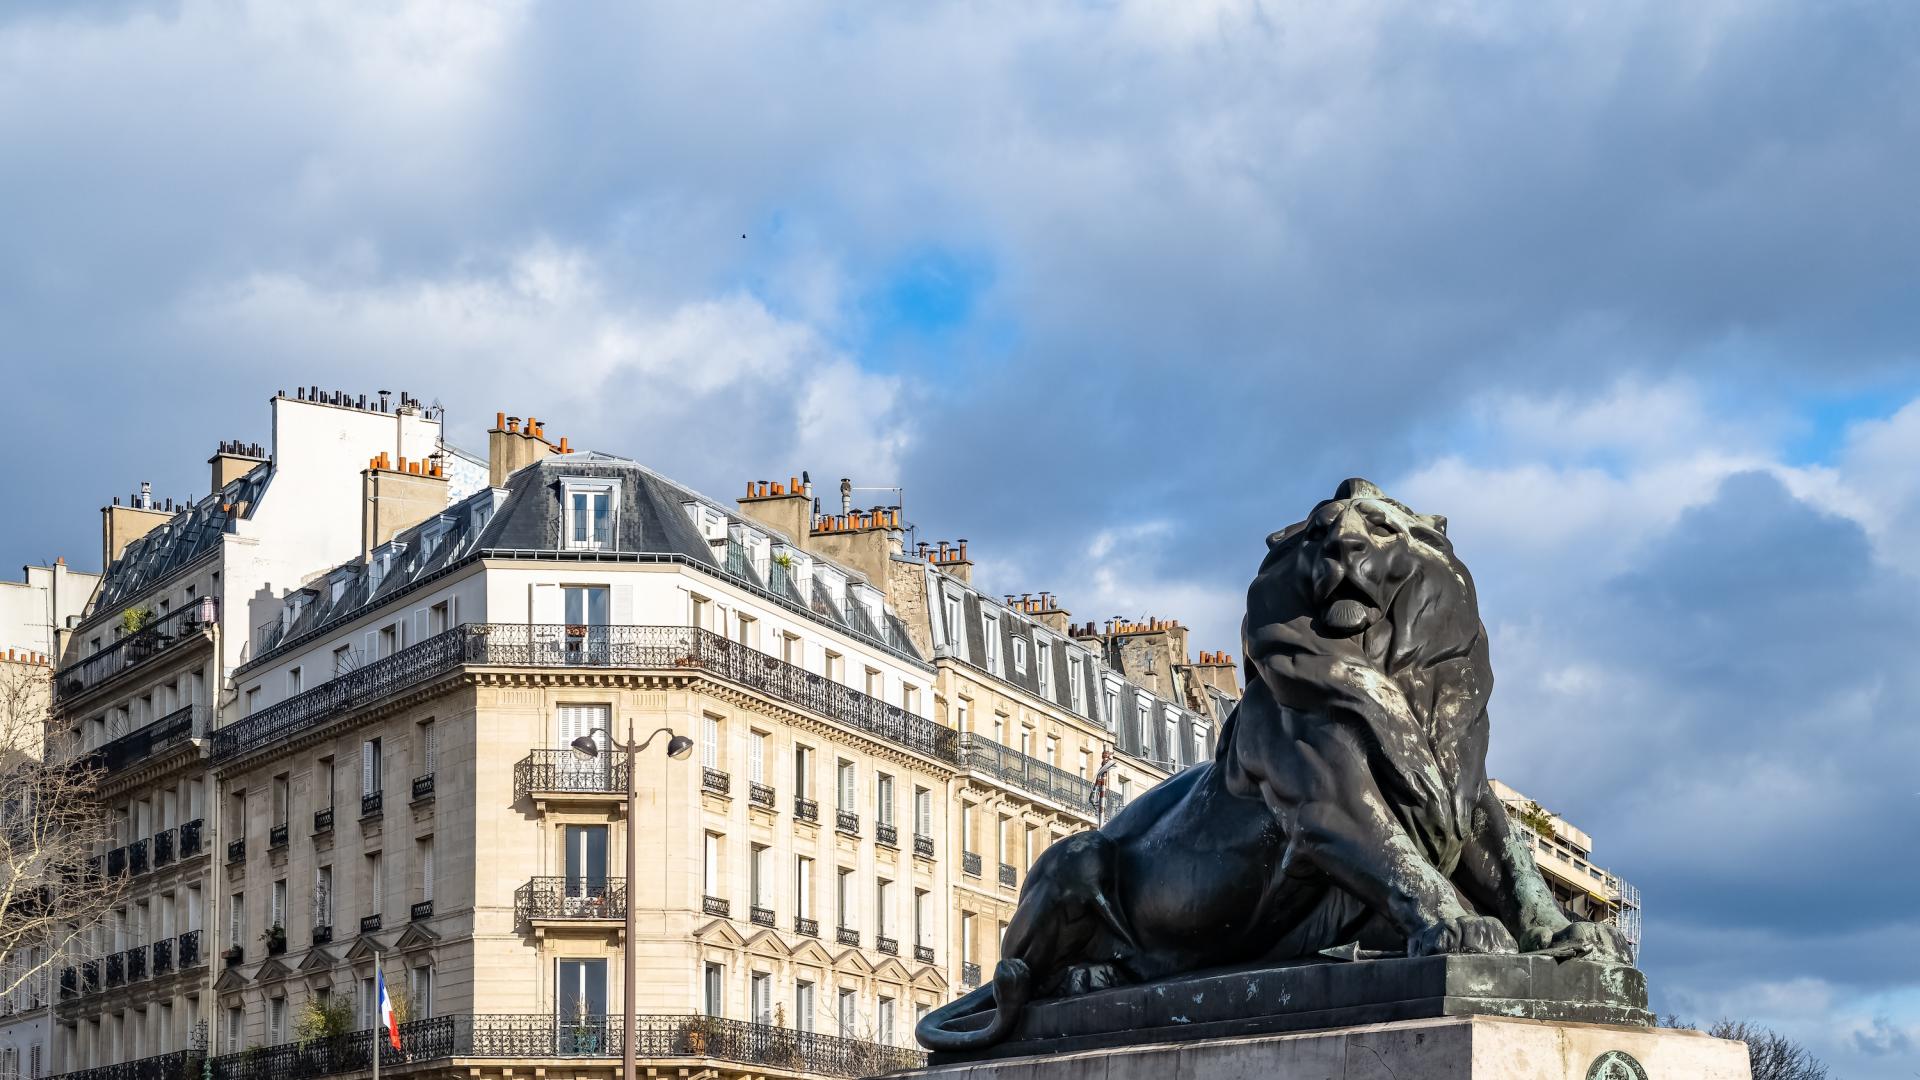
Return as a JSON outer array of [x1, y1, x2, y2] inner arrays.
[[294, 994, 355, 1072], [222, 945, 244, 967], [260, 924, 286, 955], [684, 1014, 723, 1055]]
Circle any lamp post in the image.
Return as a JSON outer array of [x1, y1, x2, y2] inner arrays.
[[572, 721, 693, 1080]]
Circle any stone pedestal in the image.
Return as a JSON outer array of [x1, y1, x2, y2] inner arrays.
[[894, 1015, 1752, 1079]]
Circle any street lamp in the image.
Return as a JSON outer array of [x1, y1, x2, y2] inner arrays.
[[571, 722, 693, 1075]]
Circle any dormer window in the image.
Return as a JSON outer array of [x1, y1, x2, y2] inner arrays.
[[1012, 637, 1028, 675], [982, 614, 1001, 674], [563, 480, 617, 550]]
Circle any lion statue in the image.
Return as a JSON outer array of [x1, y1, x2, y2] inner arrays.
[[918, 478, 1633, 1052]]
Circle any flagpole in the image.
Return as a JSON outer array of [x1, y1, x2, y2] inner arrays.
[[371, 948, 380, 1080]]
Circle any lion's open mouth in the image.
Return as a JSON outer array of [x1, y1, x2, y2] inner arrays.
[[1322, 580, 1381, 635]]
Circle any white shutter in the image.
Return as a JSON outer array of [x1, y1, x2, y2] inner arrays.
[[530, 583, 562, 624], [610, 585, 633, 625], [229, 895, 242, 941], [271, 883, 285, 928], [447, 594, 459, 627], [702, 716, 719, 768], [839, 763, 855, 808], [422, 722, 439, 774], [363, 631, 378, 665], [748, 734, 765, 784], [362, 742, 376, 796], [413, 609, 430, 644], [422, 841, 434, 902]]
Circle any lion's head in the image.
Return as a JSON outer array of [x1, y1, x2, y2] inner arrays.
[[1245, 477, 1484, 683]]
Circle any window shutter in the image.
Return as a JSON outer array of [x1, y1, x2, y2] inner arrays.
[[422, 842, 434, 902], [229, 897, 242, 941], [422, 723, 438, 774], [610, 585, 633, 625], [363, 631, 378, 665], [447, 594, 458, 627], [413, 609, 430, 644], [530, 583, 562, 625], [271, 885, 285, 928], [702, 716, 719, 768], [362, 742, 376, 796], [748, 734, 764, 784]]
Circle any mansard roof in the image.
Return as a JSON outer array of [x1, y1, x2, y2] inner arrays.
[[94, 462, 271, 610]]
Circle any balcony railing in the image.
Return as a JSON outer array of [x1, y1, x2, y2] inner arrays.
[[999, 863, 1017, 887], [83, 704, 207, 776], [411, 900, 434, 922], [513, 748, 629, 801], [913, 834, 934, 858], [961, 962, 981, 988], [835, 811, 860, 836], [128, 838, 149, 875], [179, 818, 204, 857], [915, 944, 935, 963], [875, 823, 898, 847], [836, 926, 860, 947], [192, 1013, 922, 1080], [748, 782, 775, 808], [702, 896, 730, 918], [957, 733, 1097, 814], [126, 947, 147, 981], [56, 599, 218, 703], [48, 1047, 205, 1080], [962, 851, 982, 877], [313, 807, 334, 833], [702, 768, 731, 796], [105, 954, 124, 987], [359, 914, 382, 934], [151, 938, 173, 975], [411, 774, 435, 800], [876, 935, 898, 956], [153, 827, 175, 867], [514, 877, 628, 924], [177, 930, 201, 968], [269, 823, 289, 849], [106, 846, 127, 877], [312, 924, 333, 946], [80, 961, 99, 992], [213, 624, 958, 766], [59, 967, 76, 999], [750, 906, 774, 927], [794, 916, 819, 937], [226, 838, 245, 865], [360, 791, 383, 819], [795, 797, 819, 822]]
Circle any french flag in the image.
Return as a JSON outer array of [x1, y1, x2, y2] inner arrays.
[[377, 966, 402, 1051]]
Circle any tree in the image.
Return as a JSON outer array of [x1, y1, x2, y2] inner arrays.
[[1661, 1015, 1831, 1080], [0, 660, 128, 1002]]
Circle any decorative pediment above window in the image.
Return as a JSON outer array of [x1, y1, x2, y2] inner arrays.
[[253, 958, 293, 984], [393, 923, 440, 952], [213, 967, 249, 993]]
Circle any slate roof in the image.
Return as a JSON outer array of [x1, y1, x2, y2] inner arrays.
[[94, 463, 273, 612]]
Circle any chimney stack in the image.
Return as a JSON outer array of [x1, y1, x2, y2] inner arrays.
[[488, 410, 567, 488], [363, 452, 450, 558]]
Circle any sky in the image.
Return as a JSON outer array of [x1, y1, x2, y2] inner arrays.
[[4, 2, 1919, 1073]]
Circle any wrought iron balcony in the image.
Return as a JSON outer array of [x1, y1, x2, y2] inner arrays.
[[313, 806, 334, 833], [105, 954, 124, 987], [411, 774, 435, 800], [411, 900, 434, 922], [513, 748, 630, 801], [58, 967, 76, 999], [128, 838, 149, 875], [126, 947, 147, 981], [177, 930, 201, 968], [48, 1046, 206, 1080], [514, 877, 627, 924], [360, 791, 383, 819], [750, 906, 774, 927], [794, 916, 819, 937], [876, 823, 898, 847], [213, 624, 957, 767], [956, 733, 1097, 815], [915, 944, 935, 963], [961, 962, 981, 988], [702, 768, 730, 796], [748, 782, 775, 808], [80, 961, 99, 992], [835, 811, 860, 836], [152, 827, 175, 867], [264, 928, 286, 956], [151, 938, 173, 975], [360, 914, 382, 934], [702, 896, 730, 918], [268, 823, 288, 849], [835, 926, 860, 947], [795, 797, 819, 822], [56, 599, 218, 703], [82, 703, 207, 778], [913, 834, 934, 858], [999, 863, 1017, 887], [876, 935, 898, 956], [178, 818, 203, 856], [312, 924, 332, 946], [106, 846, 127, 877], [225, 838, 244, 865], [962, 851, 982, 877]]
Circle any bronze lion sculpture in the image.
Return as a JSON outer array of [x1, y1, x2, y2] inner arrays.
[[918, 478, 1632, 1052]]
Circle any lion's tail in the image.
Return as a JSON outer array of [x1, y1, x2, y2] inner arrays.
[[913, 959, 1032, 1052]]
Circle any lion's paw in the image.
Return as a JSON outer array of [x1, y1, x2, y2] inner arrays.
[[1408, 914, 1518, 958], [1541, 920, 1633, 964], [1060, 963, 1123, 997]]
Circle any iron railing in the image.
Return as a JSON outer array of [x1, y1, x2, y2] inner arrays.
[[702, 768, 731, 796], [876, 823, 898, 847], [177, 930, 201, 968], [411, 774, 435, 800], [49, 1048, 204, 1080], [105, 954, 124, 987], [835, 811, 860, 836], [836, 926, 860, 947], [126, 948, 147, 981], [59, 967, 76, 998], [128, 838, 149, 875], [750, 906, 775, 927], [957, 733, 1097, 814], [514, 877, 627, 924], [961, 962, 982, 988], [411, 900, 433, 921], [153, 827, 175, 867], [226, 838, 244, 865], [359, 914, 381, 934], [213, 624, 957, 766], [84, 704, 206, 775], [999, 863, 1017, 887], [913, 834, 934, 858], [151, 938, 173, 975], [208, 1016, 455, 1080], [312, 925, 332, 946], [915, 944, 935, 963], [748, 782, 775, 808], [268, 823, 288, 849], [312, 807, 334, 833], [794, 917, 819, 937], [56, 599, 218, 703], [962, 851, 982, 877], [795, 797, 819, 822], [80, 961, 99, 992], [703, 896, 730, 918], [107, 846, 127, 877], [178, 818, 204, 857], [876, 935, 898, 955], [425, 1013, 921, 1077], [513, 748, 629, 801], [360, 792, 383, 818]]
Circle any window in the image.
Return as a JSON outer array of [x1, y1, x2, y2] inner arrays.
[[315, 866, 333, 927], [982, 615, 1000, 673], [960, 913, 975, 964], [563, 825, 609, 894], [836, 760, 855, 810], [287, 667, 303, 694], [875, 773, 894, 826], [418, 719, 438, 778], [955, 697, 970, 733], [332, 645, 353, 677], [228, 891, 243, 944], [750, 973, 771, 1024], [703, 832, 721, 899], [1036, 639, 1052, 694], [271, 775, 289, 827], [690, 593, 712, 631], [750, 844, 770, 907], [796, 982, 815, 1033], [795, 857, 813, 918], [878, 998, 896, 1045], [1019, 727, 1032, 757], [875, 878, 892, 937], [563, 585, 609, 626], [837, 989, 857, 1037], [942, 594, 963, 648], [1165, 716, 1179, 765], [823, 650, 844, 682], [557, 959, 608, 1025], [913, 788, 932, 839], [734, 612, 756, 647], [366, 852, 384, 920], [1193, 726, 1209, 763], [362, 740, 382, 796], [1102, 686, 1119, 730], [379, 623, 399, 658], [901, 683, 920, 716], [410, 966, 434, 1019], [428, 599, 452, 634], [793, 745, 812, 798], [781, 632, 801, 664], [564, 484, 615, 550], [1044, 736, 1059, 769], [1070, 664, 1085, 714], [360, 977, 378, 1028], [269, 998, 286, 1043], [270, 880, 286, 930], [225, 1007, 242, 1053], [317, 756, 335, 808], [749, 731, 768, 784], [836, 867, 854, 929], [914, 888, 929, 946], [703, 963, 724, 1017], [244, 687, 260, 715], [1012, 637, 1027, 674], [418, 837, 434, 904], [702, 714, 722, 769]]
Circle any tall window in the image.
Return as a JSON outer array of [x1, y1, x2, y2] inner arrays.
[[837, 989, 857, 1037], [703, 833, 722, 900], [749, 731, 768, 784], [417, 720, 438, 779], [316, 756, 335, 809], [914, 888, 929, 947], [315, 866, 332, 928], [836, 760, 855, 810], [418, 837, 434, 905], [795, 857, 813, 919], [270, 880, 286, 931], [225, 1007, 242, 1053], [750, 844, 770, 908], [750, 973, 771, 1024], [875, 773, 894, 826], [793, 745, 813, 799], [836, 867, 854, 929], [795, 982, 815, 1033], [878, 998, 896, 1045], [564, 484, 614, 550], [362, 740, 382, 797], [703, 963, 724, 1017], [982, 616, 1000, 673], [875, 879, 892, 937], [960, 913, 975, 964], [563, 825, 609, 898], [913, 788, 932, 839], [271, 775, 289, 828], [409, 966, 434, 1019], [942, 594, 963, 648], [702, 715, 722, 769], [557, 959, 608, 1024], [1036, 639, 1052, 695], [269, 998, 286, 1043], [365, 853, 382, 919], [1012, 637, 1027, 674], [563, 585, 609, 625]]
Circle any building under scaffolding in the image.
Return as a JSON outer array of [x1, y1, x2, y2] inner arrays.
[[1489, 778, 1643, 963]]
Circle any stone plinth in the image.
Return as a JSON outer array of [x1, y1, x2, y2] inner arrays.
[[896, 1015, 1751, 1080], [928, 955, 1649, 1063]]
